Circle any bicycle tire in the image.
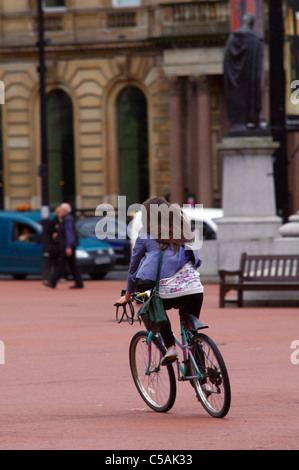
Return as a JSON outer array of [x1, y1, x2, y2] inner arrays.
[[189, 333, 231, 418], [129, 331, 176, 413]]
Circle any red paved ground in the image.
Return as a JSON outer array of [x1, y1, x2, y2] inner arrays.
[[0, 279, 298, 450]]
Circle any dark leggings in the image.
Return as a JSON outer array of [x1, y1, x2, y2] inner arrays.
[[161, 293, 204, 348], [137, 280, 204, 349]]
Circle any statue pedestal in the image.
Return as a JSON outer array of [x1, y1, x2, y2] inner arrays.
[[216, 136, 282, 269]]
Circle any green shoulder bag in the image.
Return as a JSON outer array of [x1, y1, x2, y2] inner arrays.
[[137, 250, 168, 334]]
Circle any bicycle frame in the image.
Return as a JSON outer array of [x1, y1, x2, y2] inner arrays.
[[128, 291, 204, 382], [146, 323, 204, 383]]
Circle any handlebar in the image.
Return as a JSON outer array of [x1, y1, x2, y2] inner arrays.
[[114, 290, 151, 325]]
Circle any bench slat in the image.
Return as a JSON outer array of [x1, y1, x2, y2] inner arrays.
[[242, 255, 299, 282]]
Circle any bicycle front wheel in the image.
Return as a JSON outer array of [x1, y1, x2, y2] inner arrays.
[[190, 333, 231, 418], [129, 331, 176, 413]]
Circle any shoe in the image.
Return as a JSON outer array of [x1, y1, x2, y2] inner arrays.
[[161, 347, 178, 366], [201, 383, 212, 398], [69, 285, 84, 289], [43, 281, 55, 289]]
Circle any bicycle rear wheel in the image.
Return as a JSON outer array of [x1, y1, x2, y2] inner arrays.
[[190, 333, 231, 418], [129, 331, 176, 413]]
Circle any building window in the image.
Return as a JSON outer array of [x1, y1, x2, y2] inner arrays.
[[117, 86, 149, 207], [47, 90, 75, 209], [44, 0, 65, 8]]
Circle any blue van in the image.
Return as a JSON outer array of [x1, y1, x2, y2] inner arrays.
[[0, 211, 116, 279]]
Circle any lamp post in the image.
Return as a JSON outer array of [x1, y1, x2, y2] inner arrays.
[[37, 0, 50, 278], [269, 0, 290, 223]]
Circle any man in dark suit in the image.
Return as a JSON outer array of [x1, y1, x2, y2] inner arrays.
[[43, 203, 84, 289]]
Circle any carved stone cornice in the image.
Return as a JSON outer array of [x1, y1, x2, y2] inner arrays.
[[0, 1, 231, 60], [0, 40, 157, 61]]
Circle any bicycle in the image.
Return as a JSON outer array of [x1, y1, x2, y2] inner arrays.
[[119, 291, 231, 418]]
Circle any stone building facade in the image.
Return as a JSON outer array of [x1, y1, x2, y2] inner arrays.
[[0, 0, 298, 215]]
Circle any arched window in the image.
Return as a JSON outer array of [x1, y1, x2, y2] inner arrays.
[[46, 89, 75, 209], [117, 86, 149, 207]]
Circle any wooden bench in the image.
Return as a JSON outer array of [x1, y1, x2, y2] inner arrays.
[[219, 252, 299, 308]]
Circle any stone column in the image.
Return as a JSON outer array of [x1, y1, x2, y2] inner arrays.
[[194, 76, 213, 207], [169, 77, 184, 206], [216, 136, 282, 268]]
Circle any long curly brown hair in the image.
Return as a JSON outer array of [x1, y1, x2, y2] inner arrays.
[[141, 197, 193, 252]]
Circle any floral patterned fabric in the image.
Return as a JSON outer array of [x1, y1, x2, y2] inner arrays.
[[159, 262, 203, 299]]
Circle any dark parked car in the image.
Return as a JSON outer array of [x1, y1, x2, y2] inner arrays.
[[0, 211, 116, 280], [76, 217, 131, 265]]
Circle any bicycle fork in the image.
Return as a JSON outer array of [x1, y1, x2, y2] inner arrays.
[[145, 332, 161, 375]]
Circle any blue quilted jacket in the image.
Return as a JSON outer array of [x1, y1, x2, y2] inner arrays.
[[126, 231, 201, 293]]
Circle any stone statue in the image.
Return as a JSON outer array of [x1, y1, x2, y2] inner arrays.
[[224, 13, 264, 135]]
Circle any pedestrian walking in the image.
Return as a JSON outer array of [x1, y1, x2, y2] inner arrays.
[[43, 206, 62, 280], [43, 203, 84, 289]]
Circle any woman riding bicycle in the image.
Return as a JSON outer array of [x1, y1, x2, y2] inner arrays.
[[116, 196, 204, 366]]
